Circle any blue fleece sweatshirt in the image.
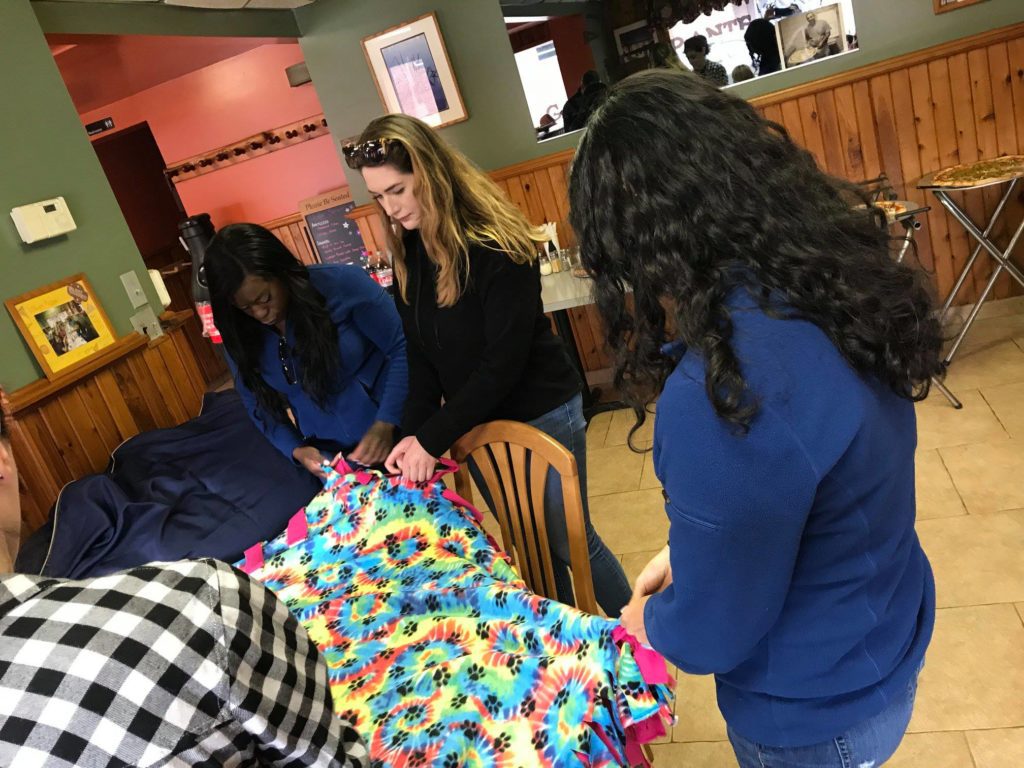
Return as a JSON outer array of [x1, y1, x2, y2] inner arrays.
[[229, 264, 408, 459], [645, 297, 934, 747]]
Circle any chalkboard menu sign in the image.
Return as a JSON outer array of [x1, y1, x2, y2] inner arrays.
[[300, 188, 365, 266]]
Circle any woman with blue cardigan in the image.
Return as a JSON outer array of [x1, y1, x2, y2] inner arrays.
[[570, 70, 941, 767], [205, 223, 407, 476]]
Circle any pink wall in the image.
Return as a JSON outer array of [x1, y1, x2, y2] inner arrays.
[[78, 43, 348, 228]]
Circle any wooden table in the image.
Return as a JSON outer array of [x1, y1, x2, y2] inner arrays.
[[540, 271, 623, 419]]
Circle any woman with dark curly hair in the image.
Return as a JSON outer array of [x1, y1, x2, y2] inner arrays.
[[570, 69, 941, 767]]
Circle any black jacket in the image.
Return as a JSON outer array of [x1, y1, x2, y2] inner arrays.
[[397, 230, 581, 456]]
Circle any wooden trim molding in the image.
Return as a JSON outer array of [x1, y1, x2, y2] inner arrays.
[[489, 148, 577, 182], [347, 201, 378, 221], [262, 211, 307, 230], [750, 21, 1024, 108], [10, 319, 216, 536], [10, 312, 197, 414], [10, 334, 148, 414], [165, 113, 330, 184]]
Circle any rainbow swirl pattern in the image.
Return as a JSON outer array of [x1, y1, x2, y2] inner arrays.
[[241, 466, 675, 767]]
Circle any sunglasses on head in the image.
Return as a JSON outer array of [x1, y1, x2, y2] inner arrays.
[[342, 137, 394, 169]]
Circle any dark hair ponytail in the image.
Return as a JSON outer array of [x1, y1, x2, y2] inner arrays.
[[205, 223, 341, 422]]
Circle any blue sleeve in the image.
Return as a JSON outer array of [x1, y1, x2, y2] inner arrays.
[[226, 355, 304, 461], [324, 266, 408, 427], [643, 377, 818, 675]]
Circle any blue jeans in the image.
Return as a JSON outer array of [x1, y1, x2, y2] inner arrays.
[[469, 394, 632, 616], [727, 669, 921, 768]]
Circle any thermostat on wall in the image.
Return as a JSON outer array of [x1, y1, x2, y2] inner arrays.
[[10, 196, 77, 244]]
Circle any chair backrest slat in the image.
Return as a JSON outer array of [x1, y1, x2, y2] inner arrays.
[[468, 444, 519, 572], [450, 420, 598, 614], [526, 453, 559, 599]]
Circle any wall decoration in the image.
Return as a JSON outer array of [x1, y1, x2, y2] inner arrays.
[[932, 0, 989, 12], [614, 20, 655, 64], [361, 12, 468, 129], [777, 3, 846, 69], [5, 274, 117, 380], [164, 113, 329, 184]]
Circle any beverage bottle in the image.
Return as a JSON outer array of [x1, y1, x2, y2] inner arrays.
[[376, 250, 394, 291]]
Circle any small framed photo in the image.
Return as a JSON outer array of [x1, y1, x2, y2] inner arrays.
[[5, 274, 117, 380], [777, 4, 846, 69], [361, 12, 467, 129], [933, 0, 989, 12], [614, 20, 654, 63]]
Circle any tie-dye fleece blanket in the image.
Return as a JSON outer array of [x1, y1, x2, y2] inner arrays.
[[238, 463, 674, 767]]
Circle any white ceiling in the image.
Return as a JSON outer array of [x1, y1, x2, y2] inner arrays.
[[43, 0, 316, 9]]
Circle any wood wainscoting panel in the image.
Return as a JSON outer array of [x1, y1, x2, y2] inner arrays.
[[10, 315, 223, 539], [750, 23, 1024, 305], [264, 211, 319, 266]]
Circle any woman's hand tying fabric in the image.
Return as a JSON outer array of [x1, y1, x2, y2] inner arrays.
[[385, 435, 437, 483], [349, 421, 395, 466], [293, 445, 328, 479], [633, 545, 672, 598], [619, 545, 671, 647], [620, 593, 652, 647]]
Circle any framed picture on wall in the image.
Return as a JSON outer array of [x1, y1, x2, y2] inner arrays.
[[933, 0, 989, 12], [776, 3, 846, 69], [614, 20, 654, 64], [5, 274, 117, 380], [361, 12, 468, 129]]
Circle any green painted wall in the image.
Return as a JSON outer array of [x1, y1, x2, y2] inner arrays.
[[1, 0, 160, 391], [730, 0, 1024, 100], [294, 0, 581, 202], [31, 0, 299, 37], [296, 0, 1023, 202]]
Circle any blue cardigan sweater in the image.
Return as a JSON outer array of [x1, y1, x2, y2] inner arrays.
[[645, 298, 934, 747], [230, 265, 408, 459]]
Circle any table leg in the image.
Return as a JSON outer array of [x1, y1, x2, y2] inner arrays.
[[931, 375, 962, 409], [895, 223, 915, 264], [934, 190, 1024, 365], [551, 308, 624, 421], [935, 180, 1019, 317]]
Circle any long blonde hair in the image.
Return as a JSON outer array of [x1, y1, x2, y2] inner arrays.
[[352, 114, 546, 307]]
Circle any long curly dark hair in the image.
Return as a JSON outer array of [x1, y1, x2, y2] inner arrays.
[[569, 69, 944, 435], [205, 223, 341, 423]]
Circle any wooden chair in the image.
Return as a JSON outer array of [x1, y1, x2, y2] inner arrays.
[[450, 420, 599, 615], [453, 422, 658, 765]]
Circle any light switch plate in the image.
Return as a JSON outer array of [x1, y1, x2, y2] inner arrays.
[[120, 270, 148, 309], [129, 306, 163, 341]]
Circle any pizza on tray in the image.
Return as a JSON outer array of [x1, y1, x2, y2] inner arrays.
[[930, 155, 1024, 187], [873, 200, 908, 218]]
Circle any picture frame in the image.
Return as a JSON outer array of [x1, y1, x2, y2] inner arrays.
[[614, 20, 655, 64], [776, 3, 846, 70], [932, 0, 989, 13], [361, 12, 468, 129], [5, 274, 117, 380]]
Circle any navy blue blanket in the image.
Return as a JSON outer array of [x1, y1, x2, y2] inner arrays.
[[16, 390, 320, 579]]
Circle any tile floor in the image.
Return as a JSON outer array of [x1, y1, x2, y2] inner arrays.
[[581, 301, 1024, 767]]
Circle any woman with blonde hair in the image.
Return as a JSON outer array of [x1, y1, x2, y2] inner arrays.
[[343, 114, 631, 615]]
